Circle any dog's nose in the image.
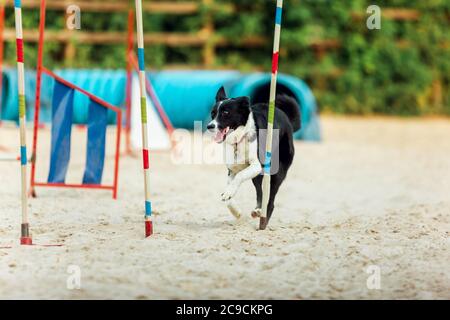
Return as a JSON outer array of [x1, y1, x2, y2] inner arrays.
[[207, 123, 216, 130]]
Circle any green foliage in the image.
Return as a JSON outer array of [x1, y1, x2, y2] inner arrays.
[[3, 0, 449, 115], [218, 0, 450, 115]]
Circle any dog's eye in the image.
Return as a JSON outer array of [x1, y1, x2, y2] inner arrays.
[[222, 110, 229, 116]]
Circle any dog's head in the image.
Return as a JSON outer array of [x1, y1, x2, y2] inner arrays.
[[207, 86, 250, 143]]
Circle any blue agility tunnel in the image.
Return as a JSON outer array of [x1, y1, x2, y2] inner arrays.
[[138, 71, 321, 141], [0, 69, 321, 141]]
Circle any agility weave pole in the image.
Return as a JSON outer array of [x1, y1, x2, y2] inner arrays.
[[260, 0, 283, 230], [126, 9, 175, 151], [14, 0, 32, 245], [129, 52, 175, 138], [135, 0, 153, 237]]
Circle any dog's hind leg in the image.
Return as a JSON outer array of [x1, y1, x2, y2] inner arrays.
[[259, 174, 283, 230], [251, 175, 263, 218]]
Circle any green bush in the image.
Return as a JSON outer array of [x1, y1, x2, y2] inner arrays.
[[3, 0, 449, 115]]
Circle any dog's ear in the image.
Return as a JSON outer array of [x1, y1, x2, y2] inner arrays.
[[216, 86, 227, 102]]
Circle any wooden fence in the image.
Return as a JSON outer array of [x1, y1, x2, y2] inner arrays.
[[1, 0, 443, 70], [2, 0, 239, 68]]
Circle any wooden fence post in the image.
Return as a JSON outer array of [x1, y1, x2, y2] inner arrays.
[[202, 0, 215, 67]]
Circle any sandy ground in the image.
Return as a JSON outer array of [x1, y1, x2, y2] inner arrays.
[[0, 116, 449, 299]]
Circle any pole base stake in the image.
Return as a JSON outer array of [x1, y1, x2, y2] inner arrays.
[[145, 220, 153, 237], [21, 223, 32, 245], [259, 217, 268, 230], [20, 237, 33, 245]]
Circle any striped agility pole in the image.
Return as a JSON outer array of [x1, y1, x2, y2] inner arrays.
[[14, 0, 32, 245], [260, 0, 283, 230], [135, 0, 153, 237]]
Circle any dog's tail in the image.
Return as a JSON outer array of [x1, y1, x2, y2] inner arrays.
[[276, 95, 301, 132]]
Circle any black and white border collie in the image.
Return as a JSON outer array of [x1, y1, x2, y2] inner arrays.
[[207, 86, 301, 229]]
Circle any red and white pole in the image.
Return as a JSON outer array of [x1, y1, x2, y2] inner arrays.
[[14, 0, 32, 245], [260, 0, 283, 230], [135, 0, 153, 237]]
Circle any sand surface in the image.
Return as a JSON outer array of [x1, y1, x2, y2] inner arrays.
[[0, 116, 449, 299]]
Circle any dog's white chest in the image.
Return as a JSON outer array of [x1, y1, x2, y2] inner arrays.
[[225, 141, 251, 174], [223, 113, 259, 175]]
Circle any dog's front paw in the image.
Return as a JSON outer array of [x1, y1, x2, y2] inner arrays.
[[221, 184, 238, 201]]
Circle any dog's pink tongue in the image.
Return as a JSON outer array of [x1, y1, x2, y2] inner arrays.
[[214, 131, 224, 143], [214, 127, 229, 143]]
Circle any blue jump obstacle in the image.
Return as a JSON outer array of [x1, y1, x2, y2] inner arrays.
[[47, 81, 75, 184], [29, 71, 122, 199], [47, 81, 108, 185]]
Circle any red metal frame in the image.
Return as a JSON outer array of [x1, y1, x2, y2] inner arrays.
[[125, 9, 134, 154], [30, 0, 122, 199]]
